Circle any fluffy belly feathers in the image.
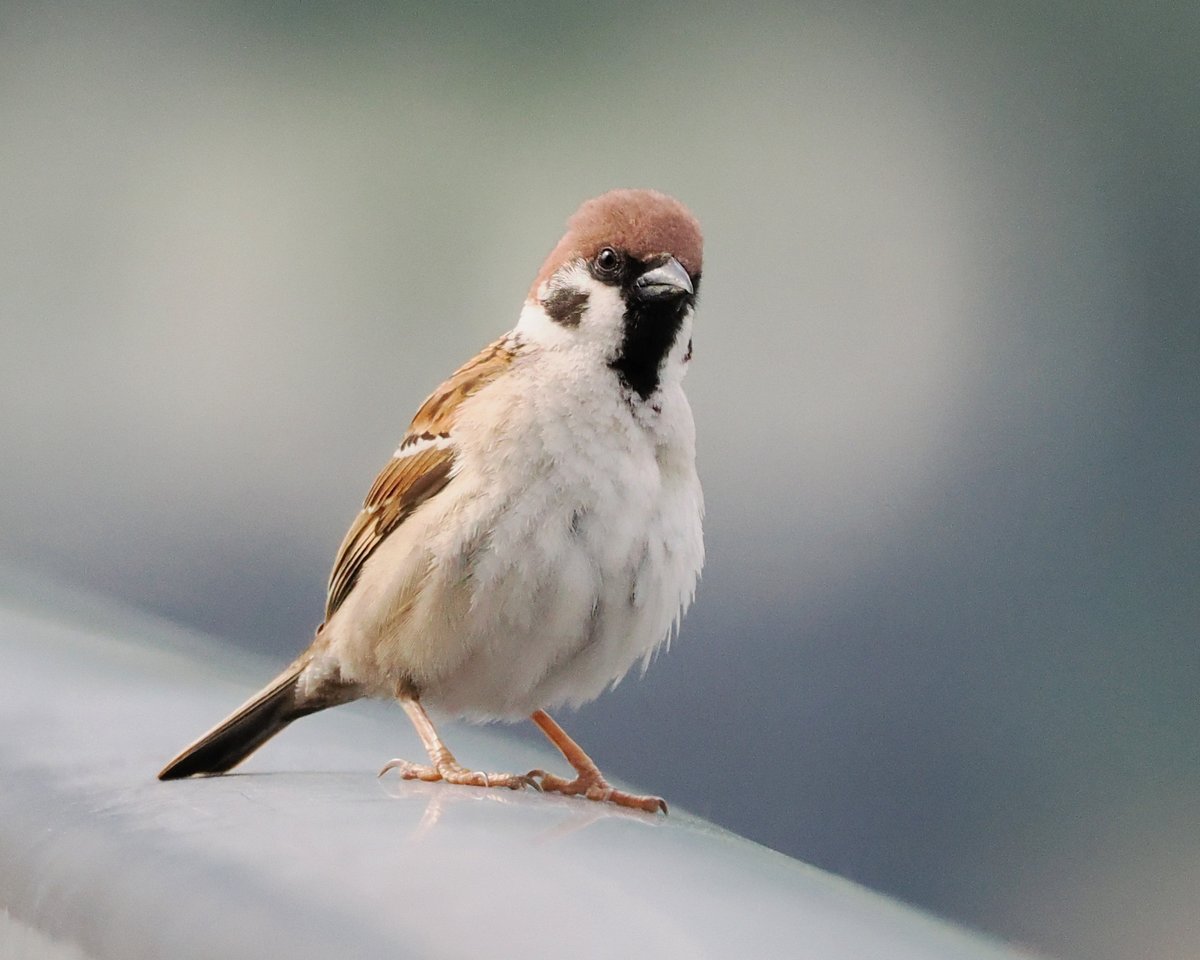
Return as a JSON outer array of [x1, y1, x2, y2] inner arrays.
[[321, 388, 702, 720]]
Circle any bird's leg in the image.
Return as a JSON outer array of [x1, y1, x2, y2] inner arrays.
[[379, 695, 539, 791], [526, 710, 668, 814]]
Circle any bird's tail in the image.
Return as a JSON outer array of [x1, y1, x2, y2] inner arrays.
[[157, 656, 360, 780]]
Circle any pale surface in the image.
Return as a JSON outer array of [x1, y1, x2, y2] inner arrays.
[[0, 579, 1031, 960]]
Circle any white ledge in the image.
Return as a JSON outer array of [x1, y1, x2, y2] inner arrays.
[[0, 573, 1033, 960]]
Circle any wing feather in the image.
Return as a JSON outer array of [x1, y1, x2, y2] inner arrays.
[[322, 336, 517, 622], [402, 336, 517, 445]]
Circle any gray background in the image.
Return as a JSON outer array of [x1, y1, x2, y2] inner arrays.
[[2, 3, 1196, 959]]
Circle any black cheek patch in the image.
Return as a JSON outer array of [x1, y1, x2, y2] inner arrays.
[[610, 299, 690, 400], [543, 289, 590, 327]]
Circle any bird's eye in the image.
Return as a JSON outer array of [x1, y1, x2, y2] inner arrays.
[[594, 247, 621, 277]]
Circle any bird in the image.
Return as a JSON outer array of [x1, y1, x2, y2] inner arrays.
[[157, 188, 704, 814]]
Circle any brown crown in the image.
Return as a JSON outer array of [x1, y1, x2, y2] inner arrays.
[[529, 189, 703, 299]]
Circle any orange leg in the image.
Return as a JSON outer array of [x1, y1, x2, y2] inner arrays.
[[527, 710, 668, 814], [379, 696, 539, 791]]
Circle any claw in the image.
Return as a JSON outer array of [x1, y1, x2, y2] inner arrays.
[[520, 774, 544, 792], [378, 758, 413, 778]]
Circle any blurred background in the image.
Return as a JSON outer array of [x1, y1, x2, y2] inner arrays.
[[1, 1, 1196, 957]]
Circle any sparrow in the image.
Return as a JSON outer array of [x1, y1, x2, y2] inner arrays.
[[158, 188, 704, 814]]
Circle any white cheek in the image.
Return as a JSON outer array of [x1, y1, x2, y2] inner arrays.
[[517, 263, 627, 359], [661, 309, 695, 386], [576, 279, 627, 354], [515, 300, 574, 347]]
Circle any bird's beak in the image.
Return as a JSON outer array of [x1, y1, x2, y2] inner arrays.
[[634, 256, 694, 301]]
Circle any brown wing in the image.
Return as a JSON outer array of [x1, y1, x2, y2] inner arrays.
[[323, 336, 517, 622], [398, 336, 518, 450]]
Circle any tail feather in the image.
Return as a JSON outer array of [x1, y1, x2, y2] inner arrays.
[[157, 659, 359, 780]]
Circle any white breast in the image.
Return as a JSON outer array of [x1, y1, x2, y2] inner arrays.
[[323, 348, 704, 721]]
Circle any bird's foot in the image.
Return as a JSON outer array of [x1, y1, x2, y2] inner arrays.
[[379, 758, 540, 791], [527, 768, 667, 814]]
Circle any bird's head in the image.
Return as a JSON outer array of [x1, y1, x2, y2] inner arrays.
[[518, 189, 703, 400]]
